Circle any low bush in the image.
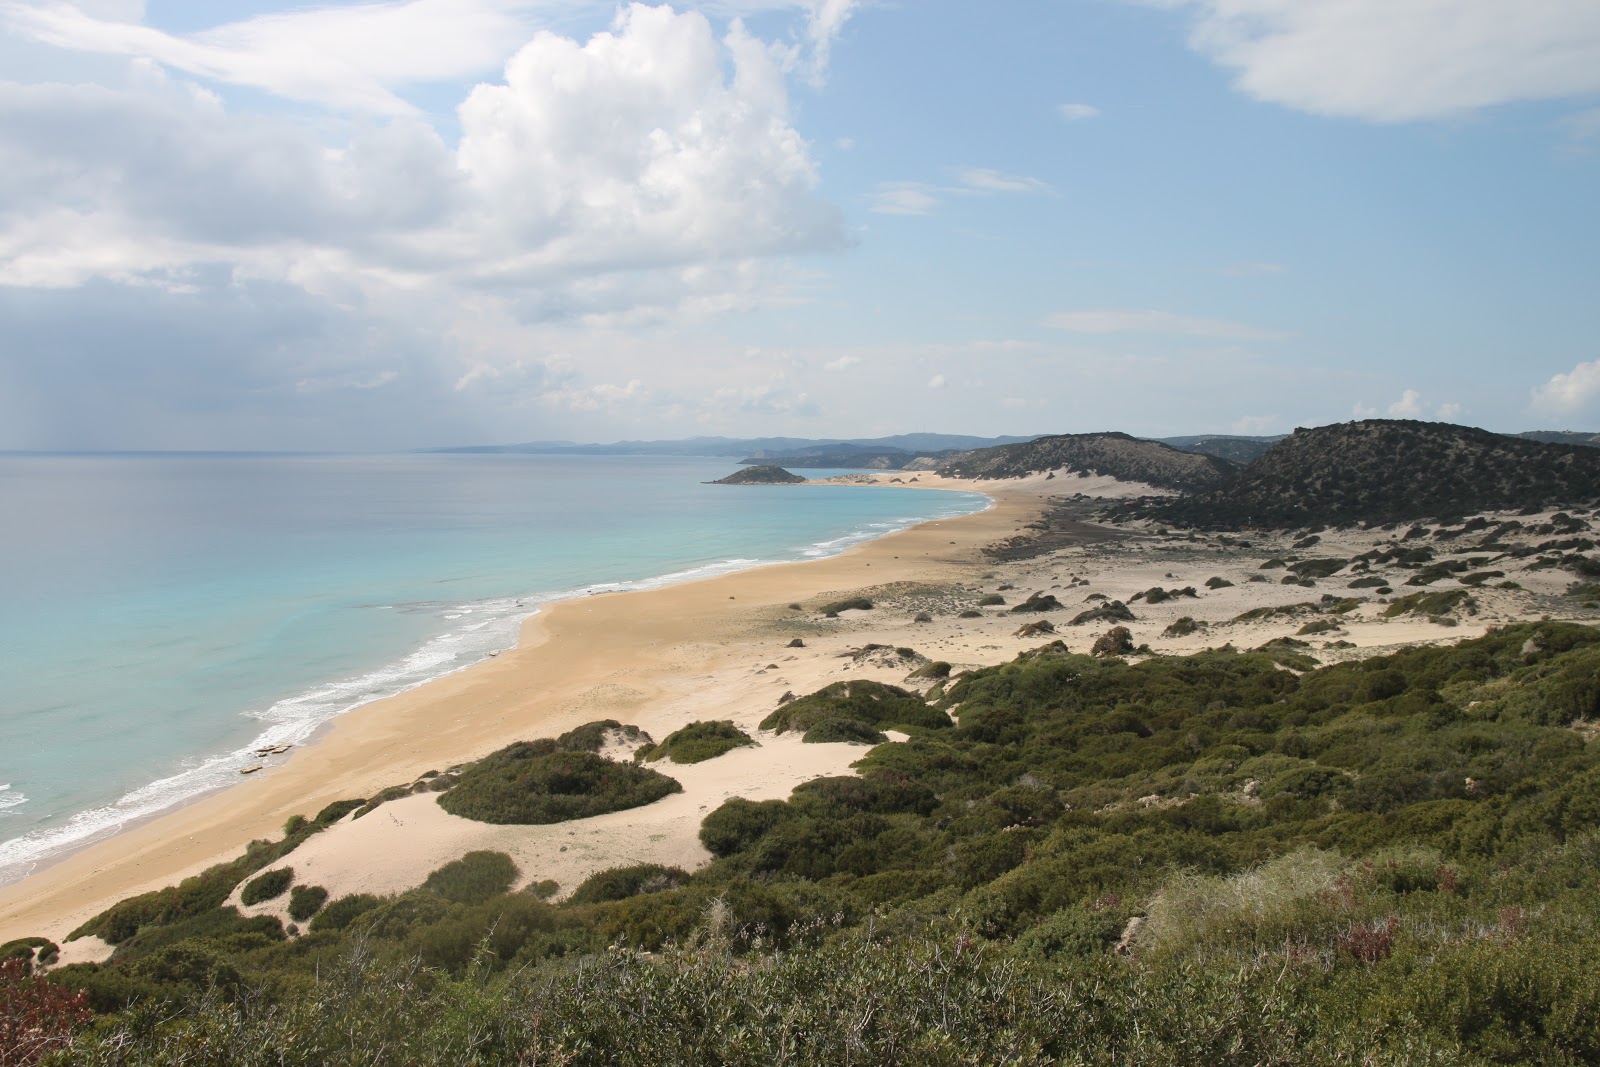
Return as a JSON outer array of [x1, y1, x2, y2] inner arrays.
[[309, 894, 383, 933], [420, 851, 520, 905], [568, 864, 691, 906], [802, 718, 888, 744], [1383, 589, 1472, 618], [819, 597, 873, 615], [639, 720, 754, 764], [760, 680, 950, 736], [287, 885, 328, 922], [239, 868, 293, 906], [438, 745, 682, 825]]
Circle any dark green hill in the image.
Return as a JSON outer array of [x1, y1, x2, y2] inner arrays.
[[1519, 430, 1600, 448], [1155, 434, 1286, 464], [709, 466, 805, 485], [1146, 419, 1600, 528], [937, 432, 1237, 491]]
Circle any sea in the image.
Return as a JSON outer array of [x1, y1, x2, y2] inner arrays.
[[0, 452, 987, 886]]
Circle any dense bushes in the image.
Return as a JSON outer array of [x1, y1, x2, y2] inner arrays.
[[421, 852, 520, 905], [34, 622, 1600, 1065], [239, 867, 293, 906], [759, 680, 950, 738], [287, 885, 328, 922], [637, 721, 754, 764], [568, 864, 690, 905], [437, 745, 681, 825]]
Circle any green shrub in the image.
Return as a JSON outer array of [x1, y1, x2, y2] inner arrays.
[[977, 594, 1006, 606], [819, 597, 873, 615], [801, 718, 888, 744], [420, 851, 520, 905], [555, 719, 651, 753], [1205, 576, 1234, 589], [1383, 589, 1472, 618], [287, 885, 329, 922], [1163, 617, 1200, 637], [239, 867, 293, 906], [309, 893, 384, 933], [568, 864, 691, 905], [761, 679, 949, 735], [437, 746, 682, 825], [641, 720, 755, 764]]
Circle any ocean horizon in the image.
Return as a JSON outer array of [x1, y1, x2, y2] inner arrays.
[[0, 452, 986, 886]]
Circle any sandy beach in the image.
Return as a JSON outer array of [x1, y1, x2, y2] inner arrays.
[[0, 474, 1042, 944], [4, 469, 1591, 951]]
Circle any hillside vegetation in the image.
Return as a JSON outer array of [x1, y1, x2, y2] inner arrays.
[[938, 432, 1237, 491], [13, 621, 1600, 1063], [1144, 420, 1600, 528]]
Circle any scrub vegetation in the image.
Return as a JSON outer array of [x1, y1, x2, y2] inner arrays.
[[19, 621, 1600, 1064]]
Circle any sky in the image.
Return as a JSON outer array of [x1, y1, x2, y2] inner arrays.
[[1, 0, 1598, 450]]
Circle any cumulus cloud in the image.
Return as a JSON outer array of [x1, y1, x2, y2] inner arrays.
[[1057, 102, 1099, 121], [0, 5, 844, 309], [823, 355, 859, 370], [1044, 308, 1288, 341], [1388, 388, 1423, 417], [1531, 359, 1600, 416], [1231, 414, 1279, 434], [1155, 0, 1600, 122], [0, 0, 541, 115], [1350, 390, 1463, 422], [927, 373, 946, 389]]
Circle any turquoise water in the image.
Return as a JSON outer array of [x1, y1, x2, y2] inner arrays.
[[0, 453, 986, 883]]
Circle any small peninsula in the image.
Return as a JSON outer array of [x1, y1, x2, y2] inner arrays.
[[708, 465, 805, 485]]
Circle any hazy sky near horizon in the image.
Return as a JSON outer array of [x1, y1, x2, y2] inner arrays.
[[2, 0, 1598, 450]]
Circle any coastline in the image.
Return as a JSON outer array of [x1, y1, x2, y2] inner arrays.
[[0, 473, 1041, 944]]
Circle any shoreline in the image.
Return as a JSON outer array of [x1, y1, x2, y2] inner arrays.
[[0, 473, 1039, 944], [0, 480, 989, 895]]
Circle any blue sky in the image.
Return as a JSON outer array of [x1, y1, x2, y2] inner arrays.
[[1, 0, 1597, 449]]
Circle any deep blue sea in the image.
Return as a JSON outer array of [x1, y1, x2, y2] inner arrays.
[[0, 453, 986, 884]]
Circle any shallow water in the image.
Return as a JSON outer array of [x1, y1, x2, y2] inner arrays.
[[0, 452, 985, 883]]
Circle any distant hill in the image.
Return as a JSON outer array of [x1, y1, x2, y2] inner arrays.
[[1518, 431, 1600, 448], [1145, 420, 1600, 528], [708, 466, 805, 485], [936, 432, 1237, 492], [742, 449, 928, 470], [433, 433, 1038, 460], [1154, 434, 1286, 465]]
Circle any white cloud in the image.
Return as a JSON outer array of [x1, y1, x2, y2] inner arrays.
[[873, 168, 1050, 216], [870, 182, 940, 215], [823, 355, 859, 370], [1158, 0, 1600, 122], [0, 0, 542, 115], [0, 6, 844, 313], [1222, 261, 1287, 277], [1231, 414, 1278, 434], [1435, 401, 1463, 421], [958, 167, 1050, 193], [1531, 359, 1600, 415], [1057, 102, 1099, 121], [927, 373, 946, 389], [1352, 401, 1378, 419], [1388, 388, 1423, 417], [1044, 308, 1288, 341]]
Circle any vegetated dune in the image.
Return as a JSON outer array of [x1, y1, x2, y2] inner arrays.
[[1142, 419, 1600, 528], [937, 432, 1237, 492]]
